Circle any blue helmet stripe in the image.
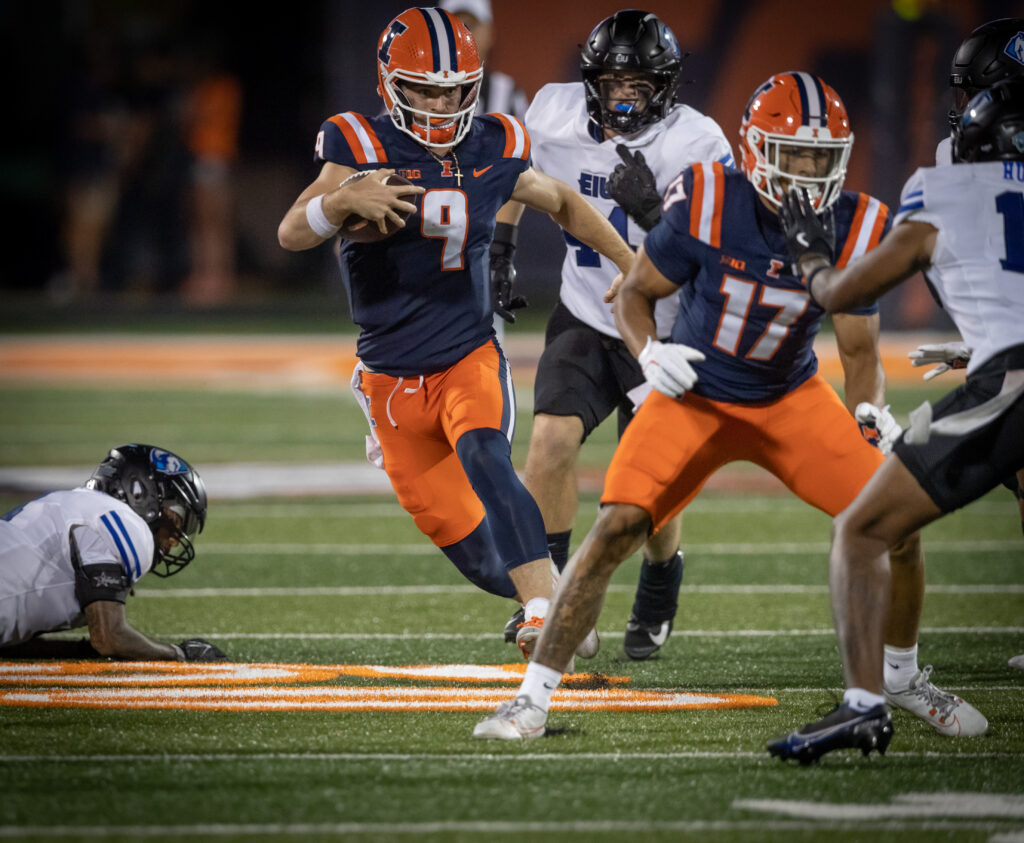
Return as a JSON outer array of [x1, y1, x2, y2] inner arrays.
[[436, 9, 459, 71], [792, 72, 825, 128], [418, 7, 457, 73], [417, 8, 442, 73]]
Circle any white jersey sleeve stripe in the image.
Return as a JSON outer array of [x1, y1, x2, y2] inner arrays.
[[698, 162, 718, 244], [848, 197, 883, 260]]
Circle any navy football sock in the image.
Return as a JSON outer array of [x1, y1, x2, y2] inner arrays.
[[546, 530, 571, 574], [630, 551, 684, 623]]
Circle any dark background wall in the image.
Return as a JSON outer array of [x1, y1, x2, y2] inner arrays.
[[2, 0, 1020, 329]]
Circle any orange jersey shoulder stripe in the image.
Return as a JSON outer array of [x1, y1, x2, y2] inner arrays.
[[328, 112, 388, 165], [836, 193, 888, 268], [688, 162, 725, 248], [491, 113, 530, 160]]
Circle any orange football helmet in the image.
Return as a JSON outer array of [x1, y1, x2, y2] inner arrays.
[[377, 7, 483, 149], [739, 72, 853, 212]]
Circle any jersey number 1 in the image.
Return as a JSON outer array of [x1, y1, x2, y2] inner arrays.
[[996, 191, 1024, 274]]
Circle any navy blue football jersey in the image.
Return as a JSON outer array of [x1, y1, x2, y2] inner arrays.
[[315, 111, 531, 375], [644, 162, 890, 403]]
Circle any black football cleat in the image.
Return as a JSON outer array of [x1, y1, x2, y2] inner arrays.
[[767, 702, 894, 765], [503, 606, 525, 643], [624, 615, 673, 660], [624, 552, 683, 660]]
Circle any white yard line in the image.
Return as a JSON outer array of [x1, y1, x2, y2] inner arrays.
[[193, 539, 1023, 556], [0, 819, 1019, 838], [132, 583, 1024, 597]]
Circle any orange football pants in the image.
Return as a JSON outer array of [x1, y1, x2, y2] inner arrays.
[[603, 373, 884, 532], [358, 339, 516, 547]]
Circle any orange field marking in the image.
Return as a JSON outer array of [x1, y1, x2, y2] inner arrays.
[[0, 335, 947, 386], [0, 661, 777, 712]]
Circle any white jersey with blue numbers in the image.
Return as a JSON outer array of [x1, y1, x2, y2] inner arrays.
[[0, 489, 154, 646], [526, 82, 734, 338], [895, 161, 1024, 374]]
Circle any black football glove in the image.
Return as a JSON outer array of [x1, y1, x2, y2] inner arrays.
[[178, 638, 227, 662], [778, 187, 836, 266], [607, 145, 661, 231], [490, 222, 528, 323]]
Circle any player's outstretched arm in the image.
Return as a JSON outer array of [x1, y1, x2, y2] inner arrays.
[[278, 163, 423, 250], [84, 600, 226, 662], [511, 168, 634, 276], [795, 220, 937, 312]]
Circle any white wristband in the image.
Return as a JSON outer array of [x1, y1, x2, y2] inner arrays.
[[305, 193, 340, 239]]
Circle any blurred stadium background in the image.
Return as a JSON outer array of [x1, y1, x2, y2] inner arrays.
[[2, 0, 1022, 332]]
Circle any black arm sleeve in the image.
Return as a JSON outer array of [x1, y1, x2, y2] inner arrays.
[[70, 527, 131, 607]]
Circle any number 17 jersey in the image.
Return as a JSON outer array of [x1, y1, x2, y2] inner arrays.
[[644, 163, 889, 403]]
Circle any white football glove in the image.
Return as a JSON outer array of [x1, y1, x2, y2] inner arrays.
[[908, 342, 971, 381], [638, 337, 705, 398], [855, 402, 903, 456]]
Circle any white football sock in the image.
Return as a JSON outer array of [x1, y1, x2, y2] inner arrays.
[[883, 644, 920, 692], [844, 687, 887, 712], [518, 660, 563, 712], [524, 597, 549, 621]]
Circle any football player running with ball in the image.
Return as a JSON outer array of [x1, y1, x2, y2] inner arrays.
[[513, 10, 734, 661], [770, 78, 1024, 763], [278, 7, 632, 662], [474, 72, 985, 742]]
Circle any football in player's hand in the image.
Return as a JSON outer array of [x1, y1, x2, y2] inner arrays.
[[339, 173, 417, 243]]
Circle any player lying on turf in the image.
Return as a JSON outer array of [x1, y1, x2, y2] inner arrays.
[[1, 444, 225, 662]]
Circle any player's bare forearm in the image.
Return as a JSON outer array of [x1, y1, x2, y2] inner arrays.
[[800, 221, 937, 312], [278, 163, 421, 251], [614, 245, 679, 357], [85, 600, 181, 660], [512, 168, 633, 274], [615, 285, 659, 358], [554, 191, 634, 275], [833, 312, 885, 412]]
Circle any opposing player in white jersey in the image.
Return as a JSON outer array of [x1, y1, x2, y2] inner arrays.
[[769, 78, 1024, 763], [0, 444, 225, 661], [515, 10, 733, 659]]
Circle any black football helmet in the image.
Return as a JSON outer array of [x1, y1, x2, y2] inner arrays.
[[948, 18, 1024, 129], [87, 444, 207, 577], [953, 77, 1024, 163], [580, 10, 682, 136]]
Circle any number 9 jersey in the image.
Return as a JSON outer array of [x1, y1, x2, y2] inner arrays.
[[315, 111, 531, 376], [644, 162, 890, 403]]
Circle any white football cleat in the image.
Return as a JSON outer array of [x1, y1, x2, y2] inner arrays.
[[884, 665, 988, 737], [1010, 654, 1024, 671], [575, 627, 600, 660], [473, 695, 547, 740]]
